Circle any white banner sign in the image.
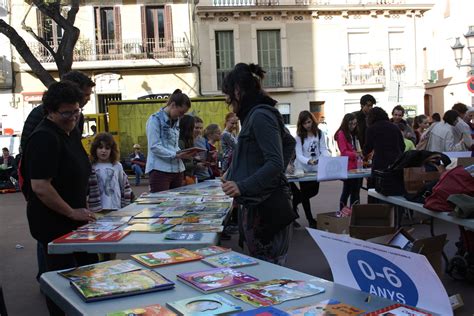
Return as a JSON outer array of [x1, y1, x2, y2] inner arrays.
[[307, 229, 451, 316], [317, 156, 348, 181]]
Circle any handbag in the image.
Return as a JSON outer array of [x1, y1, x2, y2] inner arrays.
[[373, 169, 405, 196], [403, 165, 444, 194]]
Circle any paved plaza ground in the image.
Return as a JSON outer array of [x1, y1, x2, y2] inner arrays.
[[0, 180, 473, 315]]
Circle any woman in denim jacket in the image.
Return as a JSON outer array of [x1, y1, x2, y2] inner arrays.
[[145, 89, 195, 192]]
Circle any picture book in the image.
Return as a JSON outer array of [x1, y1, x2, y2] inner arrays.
[[285, 299, 364, 315], [71, 269, 174, 302], [172, 224, 224, 233], [104, 210, 142, 217], [76, 222, 124, 232], [234, 306, 289, 315], [166, 294, 242, 315], [134, 208, 167, 218], [193, 246, 231, 257], [131, 248, 203, 267], [135, 197, 169, 205], [202, 253, 258, 268], [175, 205, 207, 212], [176, 147, 206, 155], [164, 232, 203, 241], [197, 219, 223, 225], [107, 303, 177, 316], [365, 304, 432, 316], [177, 267, 258, 293], [159, 210, 189, 218], [124, 223, 176, 233], [163, 218, 186, 225], [225, 279, 325, 307], [97, 216, 133, 223], [52, 230, 130, 243], [59, 259, 141, 281], [128, 218, 163, 225]]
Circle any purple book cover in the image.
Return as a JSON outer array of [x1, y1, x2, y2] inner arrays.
[[177, 267, 258, 292]]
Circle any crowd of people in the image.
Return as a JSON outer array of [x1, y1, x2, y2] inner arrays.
[[18, 66, 474, 315]]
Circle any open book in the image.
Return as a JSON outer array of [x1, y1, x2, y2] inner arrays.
[[177, 147, 206, 155]]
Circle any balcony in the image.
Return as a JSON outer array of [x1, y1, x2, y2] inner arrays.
[[25, 38, 191, 68], [217, 66, 294, 90], [208, 0, 425, 6], [342, 64, 386, 90]]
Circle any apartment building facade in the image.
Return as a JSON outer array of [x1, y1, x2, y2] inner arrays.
[[0, 0, 14, 135], [196, 0, 434, 133], [1, 0, 198, 135]]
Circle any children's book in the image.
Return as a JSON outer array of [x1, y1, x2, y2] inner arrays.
[[164, 232, 203, 241], [76, 222, 124, 232], [163, 218, 186, 225], [172, 224, 224, 233], [103, 210, 142, 217], [127, 218, 163, 225], [166, 294, 242, 315], [285, 299, 364, 315], [365, 304, 432, 316], [134, 208, 167, 218], [124, 223, 176, 233], [202, 253, 258, 268], [131, 248, 203, 267], [234, 306, 289, 315], [176, 147, 206, 155], [193, 246, 231, 257], [52, 231, 130, 243], [159, 210, 189, 218], [97, 216, 133, 223], [59, 259, 141, 281], [107, 303, 177, 316], [135, 198, 170, 205], [177, 267, 258, 293], [225, 279, 325, 307], [70, 269, 174, 302], [175, 205, 207, 212]]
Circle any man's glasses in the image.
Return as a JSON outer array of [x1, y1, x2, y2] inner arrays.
[[56, 109, 81, 119]]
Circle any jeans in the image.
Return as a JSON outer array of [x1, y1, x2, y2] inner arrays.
[[131, 164, 143, 185], [340, 178, 363, 209]]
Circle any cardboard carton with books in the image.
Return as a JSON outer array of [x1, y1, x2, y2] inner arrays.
[[349, 204, 396, 240], [316, 212, 351, 234]]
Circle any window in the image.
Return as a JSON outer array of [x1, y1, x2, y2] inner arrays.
[[389, 32, 404, 80], [98, 93, 122, 113], [215, 31, 234, 90], [276, 103, 290, 124], [94, 7, 122, 57], [257, 30, 282, 87], [141, 5, 173, 55], [37, 9, 63, 60], [347, 32, 369, 66]]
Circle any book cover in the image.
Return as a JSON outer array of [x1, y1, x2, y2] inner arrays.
[[59, 259, 141, 281], [96, 216, 133, 223], [107, 303, 177, 316], [134, 208, 168, 218], [177, 267, 258, 293], [163, 218, 186, 225], [166, 294, 242, 315], [52, 231, 130, 243], [176, 147, 206, 155], [104, 210, 142, 217], [128, 218, 163, 225], [159, 210, 189, 218], [131, 248, 203, 267], [365, 304, 432, 316], [234, 306, 289, 315], [172, 224, 224, 233], [164, 232, 203, 241], [202, 253, 258, 268], [193, 246, 231, 257], [225, 279, 325, 307], [285, 299, 364, 315], [124, 223, 176, 233], [71, 269, 174, 302], [76, 222, 124, 232]]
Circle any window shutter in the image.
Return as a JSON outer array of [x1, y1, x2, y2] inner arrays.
[[114, 6, 122, 53], [164, 4, 173, 52], [94, 7, 103, 55], [141, 6, 147, 49], [36, 9, 44, 39]]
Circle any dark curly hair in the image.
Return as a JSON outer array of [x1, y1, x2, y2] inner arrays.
[[367, 107, 389, 126], [62, 71, 95, 89], [42, 81, 83, 114], [443, 110, 459, 126], [167, 89, 191, 109], [90, 132, 119, 164], [360, 94, 376, 107]]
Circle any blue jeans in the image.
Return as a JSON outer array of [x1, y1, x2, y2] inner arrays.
[[131, 164, 143, 185]]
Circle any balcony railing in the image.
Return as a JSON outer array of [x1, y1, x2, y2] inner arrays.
[[26, 38, 191, 64], [343, 64, 386, 87], [0, 0, 7, 11], [210, 0, 409, 6], [217, 66, 293, 90]]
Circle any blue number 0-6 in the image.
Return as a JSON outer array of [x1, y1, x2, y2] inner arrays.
[[347, 249, 418, 306]]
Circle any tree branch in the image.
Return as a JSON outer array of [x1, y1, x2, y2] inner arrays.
[[0, 18, 55, 87]]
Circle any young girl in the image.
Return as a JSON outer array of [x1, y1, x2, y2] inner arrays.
[[203, 124, 222, 178], [221, 112, 239, 173], [88, 133, 132, 212], [294, 110, 330, 228], [334, 113, 362, 209], [178, 115, 197, 185], [145, 89, 195, 192]]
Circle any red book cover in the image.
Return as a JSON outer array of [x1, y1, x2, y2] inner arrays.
[[52, 231, 130, 243], [366, 303, 432, 316]]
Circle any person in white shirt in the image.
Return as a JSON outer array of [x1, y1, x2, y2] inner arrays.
[[452, 103, 472, 151], [293, 110, 330, 228]]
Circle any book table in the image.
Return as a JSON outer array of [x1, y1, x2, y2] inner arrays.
[[40, 251, 405, 316], [48, 181, 231, 255], [287, 169, 371, 183]]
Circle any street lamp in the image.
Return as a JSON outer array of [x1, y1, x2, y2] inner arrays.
[[451, 26, 474, 76]]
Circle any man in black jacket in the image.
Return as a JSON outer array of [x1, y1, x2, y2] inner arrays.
[[354, 94, 376, 149]]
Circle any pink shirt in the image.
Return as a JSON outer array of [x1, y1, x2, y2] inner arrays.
[[336, 130, 358, 170]]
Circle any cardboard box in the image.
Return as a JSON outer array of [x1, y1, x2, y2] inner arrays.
[[349, 204, 396, 240], [368, 228, 447, 277], [317, 212, 351, 234]]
